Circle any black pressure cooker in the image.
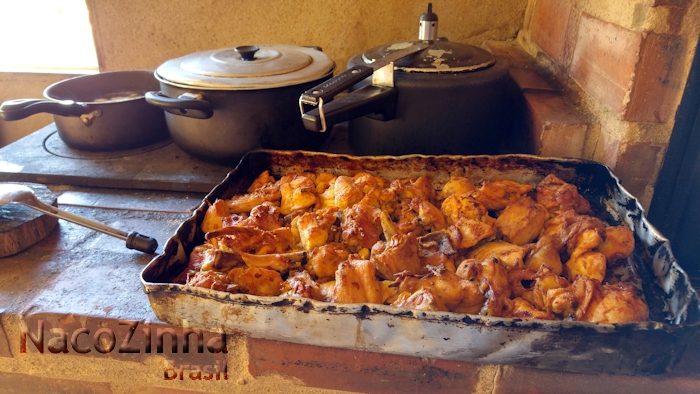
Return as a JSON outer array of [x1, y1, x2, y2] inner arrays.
[[299, 4, 512, 156]]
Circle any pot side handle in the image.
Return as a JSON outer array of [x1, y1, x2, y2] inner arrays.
[[0, 99, 91, 121], [145, 91, 213, 119], [301, 85, 398, 133]]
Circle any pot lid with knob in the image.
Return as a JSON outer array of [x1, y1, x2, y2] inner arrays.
[[154, 44, 335, 90]]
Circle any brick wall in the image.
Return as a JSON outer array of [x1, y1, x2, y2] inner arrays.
[[514, 0, 698, 207]]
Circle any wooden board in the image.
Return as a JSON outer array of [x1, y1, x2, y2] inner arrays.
[[0, 183, 58, 257]]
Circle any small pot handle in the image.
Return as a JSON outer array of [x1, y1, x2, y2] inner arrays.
[[0, 99, 91, 121], [145, 91, 214, 119]]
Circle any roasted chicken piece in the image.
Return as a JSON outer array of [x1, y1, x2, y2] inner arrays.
[[319, 280, 335, 301], [206, 226, 294, 255], [352, 172, 387, 194], [186, 270, 233, 292], [370, 233, 421, 279], [395, 197, 445, 235], [291, 207, 339, 251], [227, 267, 283, 296], [319, 175, 364, 209], [236, 202, 283, 231], [279, 174, 318, 215], [495, 196, 549, 245], [226, 187, 281, 215], [390, 176, 436, 203], [380, 280, 400, 304], [306, 243, 349, 279], [202, 199, 234, 233], [563, 218, 606, 257], [417, 231, 458, 272], [456, 258, 511, 316], [199, 248, 243, 272], [521, 266, 570, 310], [470, 179, 534, 211], [392, 288, 448, 312], [395, 265, 484, 313], [332, 259, 383, 304], [437, 175, 476, 201], [467, 241, 526, 270], [247, 170, 277, 193], [566, 251, 607, 282], [545, 276, 598, 319], [358, 186, 396, 211], [597, 226, 635, 262], [313, 172, 336, 194], [282, 270, 324, 301], [536, 174, 591, 215], [441, 193, 495, 249], [525, 235, 563, 275], [446, 221, 495, 250], [240, 251, 304, 272], [441, 193, 494, 225], [175, 244, 220, 283], [507, 297, 554, 320], [341, 203, 383, 251], [581, 282, 648, 323]]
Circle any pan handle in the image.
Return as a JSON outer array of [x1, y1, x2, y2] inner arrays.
[[0, 98, 91, 121], [145, 91, 214, 119]]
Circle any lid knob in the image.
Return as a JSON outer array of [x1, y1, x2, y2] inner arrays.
[[234, 45, 260, 61], [418, 3, 438, 41]]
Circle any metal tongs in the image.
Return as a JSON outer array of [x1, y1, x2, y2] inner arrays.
[[298, 41, 432, 132], [0, 184, 158, 254]]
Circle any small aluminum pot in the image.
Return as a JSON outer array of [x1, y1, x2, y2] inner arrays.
[[0, 70, 169, 151], [145, 44, 336, 163]]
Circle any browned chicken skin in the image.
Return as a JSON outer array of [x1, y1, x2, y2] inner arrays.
[[495, 196, 549, 245], [183, 170, 647, 323]]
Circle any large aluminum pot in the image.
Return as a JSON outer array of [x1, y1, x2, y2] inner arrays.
[[299, 4, 512, 156], [0, 70, 169, 151], [145, 44, 336, 163]]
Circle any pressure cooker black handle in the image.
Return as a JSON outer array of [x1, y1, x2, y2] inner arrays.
[[300, 64, 375, 106], [301, 84, 398, 132], [144, 91, 214, 119], [0, 98, 92, 121]]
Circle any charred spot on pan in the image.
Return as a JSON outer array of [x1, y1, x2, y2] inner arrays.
[[296, 301, 314, 313], [271, 299, 294, 307]]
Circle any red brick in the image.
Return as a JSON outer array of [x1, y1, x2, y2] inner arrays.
[[612, 143, 662, 198], [0, 371, 113, 394], [531, 0, 575, 66], [625, 34, 687, 123], [484, 40, 537, 69], [570, 14, 643, 116], [649, 0, 691, 7], [0, 319, 11, 358], [509, 68, 555, 91], [495, 365, 700, 394], [247, 338, 484, 393], [524, 90, 588, 158]]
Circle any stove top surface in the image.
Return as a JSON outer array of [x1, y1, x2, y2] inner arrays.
[[0, 124, 235, 192]]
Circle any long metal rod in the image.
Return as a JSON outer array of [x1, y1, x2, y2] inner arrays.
[[21, 195, 129, 241]]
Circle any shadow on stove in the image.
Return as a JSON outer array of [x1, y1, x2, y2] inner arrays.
[[43, 131, 174, 160]]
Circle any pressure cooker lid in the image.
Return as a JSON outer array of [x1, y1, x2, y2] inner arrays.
[[155, 44, 335, 90], [361, 39, 495, 73]]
